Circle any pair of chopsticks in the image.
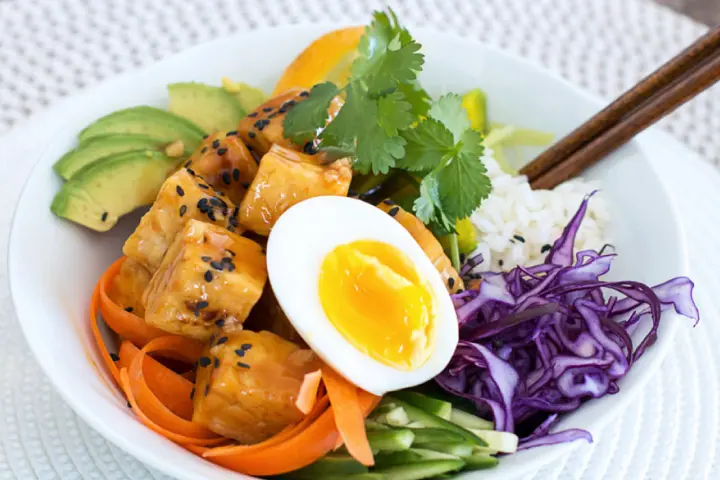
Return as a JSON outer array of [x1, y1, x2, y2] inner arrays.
[[520, 25, 720, 190]]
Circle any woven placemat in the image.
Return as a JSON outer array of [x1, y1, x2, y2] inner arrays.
[[0, 1, 718, 478]]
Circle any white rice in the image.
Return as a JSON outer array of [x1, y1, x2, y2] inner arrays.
[[468, 151, 610, 272]]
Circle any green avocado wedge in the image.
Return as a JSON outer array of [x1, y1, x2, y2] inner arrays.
[[53, 134, 165, 180], [168, 82, 246, 134], [51, 150, 180, 232], [78, 106, 205, 151]]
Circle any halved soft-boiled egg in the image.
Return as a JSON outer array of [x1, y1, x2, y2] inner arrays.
[[267, 196, 458, 395]]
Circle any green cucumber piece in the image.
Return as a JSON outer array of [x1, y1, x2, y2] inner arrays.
[[410, 428, 466, 446], [419, 442, 474, 458], [468, 429, 518, 453], [374, 449, 459, 468], [290, 453, 367, 478], [464, 452, 499, 470], [365, 419, 391, 431], [376, 407, 410, 427], [367, 429, 415, 452], [373, 459, 465, 480], [449, 408, 494, 431], [311, 474, 386, 480], [372, 403, 398, 416], [391, 392, 452, 420], [385, 396, 486, 447]]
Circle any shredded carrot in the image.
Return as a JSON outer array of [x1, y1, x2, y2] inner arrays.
[[90, 276, 121, 387], [295, 369, 323, 414], [98, 257, 166, 347], [118, 341, 194, 420], [323, 367, 377, 466], [126, 337, 219, 439]]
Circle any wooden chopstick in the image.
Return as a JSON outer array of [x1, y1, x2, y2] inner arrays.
[[520, 26, 720, 189]]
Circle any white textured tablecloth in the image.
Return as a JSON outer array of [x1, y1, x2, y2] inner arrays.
[[0, 1, 719, 479]]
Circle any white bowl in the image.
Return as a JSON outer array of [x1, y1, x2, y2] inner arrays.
[[8, 24, 688, 480]]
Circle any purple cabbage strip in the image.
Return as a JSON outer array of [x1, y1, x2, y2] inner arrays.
[[437, 193, 699, 450]]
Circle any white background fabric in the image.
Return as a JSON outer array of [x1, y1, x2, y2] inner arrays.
[[0, 0, 719, 478]]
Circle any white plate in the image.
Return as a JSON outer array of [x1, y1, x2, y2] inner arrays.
[[7, 24, 689, 480]]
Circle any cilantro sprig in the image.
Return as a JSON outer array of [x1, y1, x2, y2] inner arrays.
[[283, 10, 492, 256]]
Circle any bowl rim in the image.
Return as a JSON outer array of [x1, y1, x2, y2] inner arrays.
[[7, 22, 690, 480]]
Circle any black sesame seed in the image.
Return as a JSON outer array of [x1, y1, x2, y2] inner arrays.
[[457, 288, 464, 294], [198, 183, 209, 190], [300, 90, 310, 97], [210, 261, 224, 271], [204, 384, 210, 396], [236, 362, 250, 369], [226, 130, 238, 137], [498, 259, 504, 267], [263, 107, 273, 112], [110, 353, 120, 362], [241, 343, 252, 351], [212, 139, 220, 149], [382, 199, 395, 205], [303, 142, 317, 154], [214, 357, 220, 368], [227, 249, 236, 256], [124, 306, 134, 313], [513, 235, 526, 243], [127, 401, 132, 408], [204, 270, 213, 282], [184, 160, 192, 168], [248, 112, 258, 118], [197, 301, 209, 310], [179, 205, 187, 217], [201, 256, 212, 262], [253, 120, 263, 129], [221, 257, 233, 264], [197, 198, 209, 211], [222, 171, 231, 185], [217, 336, 228, 345], [201, 147, 208, 154], [283, 100, 296, 108], [261, 119, 270, 126], [176, 185, 185, 196], [186, 167, 196, 176], [248, 131, 256, 139], [190, 387, 195, 400], [541, 244, 552, 253], [460, 253, 466, 264], [241, 182, 250, 189], [388, 207, 400, 217], [234, 349, 245, 357], [448, 278, 455, 289], [215, 318, 225, 327], [210, 197, 227, 209], [278, 107, 287, 114], [217, 147, 228, 156], [198, 356, 211, 367], [207, 210, 217, 222], [100, 211, 108, 222]]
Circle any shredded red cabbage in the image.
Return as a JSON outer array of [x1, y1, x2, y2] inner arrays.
[[436, 193, 699, 450]]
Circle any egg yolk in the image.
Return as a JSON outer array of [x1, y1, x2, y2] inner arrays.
[[318, 240, 436, 370]]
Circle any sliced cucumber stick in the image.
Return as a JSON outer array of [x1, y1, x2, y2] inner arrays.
[[419, 442, 474, 458], [411, 428, 466, 446], [391, 392, 452, 420], [464, 452, 499, 470], [468, 429, 518, 453], [374, 459, 465, 480], [367, 429, 415, 452], [376, 406, 410, 427], [449, 408, 494, 431], [290, 453, 367, 478], [375, 449, 460, 468]]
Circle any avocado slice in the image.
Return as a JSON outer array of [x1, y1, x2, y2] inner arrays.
[[168, 83, 245, 134], [53, 134, 166, 180], [51, 150, 180, 232], [78, 106, 205, 151], [221, 77, 268, 112]]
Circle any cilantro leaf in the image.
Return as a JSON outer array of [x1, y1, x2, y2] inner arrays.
[[377, 91, 413, 135], [397, 118, 454, 172], [414, 174, 456, 235], [429, 93, 471, 142], [283, 82, 340, 143], [351, 11, 424, 94], [398, 81, 431, 117], [435, 145, 491, 220]]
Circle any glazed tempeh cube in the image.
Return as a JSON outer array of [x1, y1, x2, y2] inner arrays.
[[237, 89, 307, 155], [192, 330, 318, 444], [239, 145, 352, 236], [123, 169, 241, 273], [106, 258, 151, 317], [142, 219, 266, 340], [186, 132, 258, 205]]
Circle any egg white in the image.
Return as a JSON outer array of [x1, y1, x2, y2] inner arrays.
[[266, 196, 458, 396]]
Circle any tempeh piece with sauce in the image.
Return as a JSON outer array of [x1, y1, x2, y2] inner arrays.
[[377, 201, 464, 294], [239, 145, 352, 236], [193, 330, 318, 444], [106, 258, 152, 317], [123, 169, 241, 273], [237, 89, 307, 156], [186, 132, 258, 205], [143, 220, 267, 341]]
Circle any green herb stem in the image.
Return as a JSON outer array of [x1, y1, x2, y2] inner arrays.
[[449, 233, 461, 272]]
